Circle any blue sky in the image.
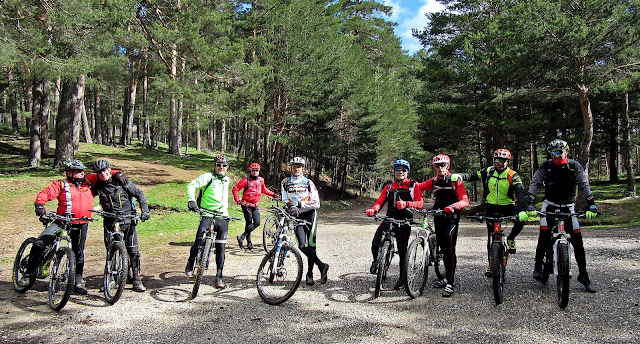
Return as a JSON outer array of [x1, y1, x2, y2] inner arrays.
[[381, 0, 445, 54]]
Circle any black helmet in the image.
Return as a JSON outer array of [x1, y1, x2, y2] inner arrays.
[[547, 139, 569, 154], [214, 154, 229, 165], [63, 159, 86, 171], [93, 160, 111, 172]]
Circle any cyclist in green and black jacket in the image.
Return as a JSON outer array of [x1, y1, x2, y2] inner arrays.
[[452, 149, 528, 277]]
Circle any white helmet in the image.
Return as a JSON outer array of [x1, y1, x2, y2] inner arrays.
[[290, 157, 306, 165]]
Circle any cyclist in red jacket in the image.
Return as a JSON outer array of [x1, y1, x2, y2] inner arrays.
[[366, 159, 424, 290], [417, 154, 470, 298], [232, 162, 278, 249]]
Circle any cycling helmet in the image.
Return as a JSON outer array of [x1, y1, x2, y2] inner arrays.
[[493, 149, 512, 160], [432, 154, 450, 165], [290, 157, 306, 165], [393, 159, 411, 170], [63, 159, 86, 171], [214, 154, 229, 165], [547, 139, 569, 154], [249, 162, 261, 170], [93, 159, 111, 172]]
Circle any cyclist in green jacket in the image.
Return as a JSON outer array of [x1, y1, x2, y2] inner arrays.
[[185, 154, 231, 289], [452, 149, 528, 277]]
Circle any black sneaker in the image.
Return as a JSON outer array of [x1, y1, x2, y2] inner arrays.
[[369, 261, 377, 275], [306, 273, 315, 286], [442, 283, 454, 297], [132, 280, 146, 292], [74, 283, 88, 295], [577, 274, 596, 293], [533, 268, 543, 281], [320, 264, 329, 284], [215, 277, 226, 289], [484, 266, 492, 277], [246, 241, 254, 250], [185, 262, 194, 277], [434, 278, 447, 289], [393, 279, 404, 290], [236, 235, 245, 249]]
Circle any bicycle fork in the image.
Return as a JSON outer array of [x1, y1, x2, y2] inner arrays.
[[552, 221, 572, 276]]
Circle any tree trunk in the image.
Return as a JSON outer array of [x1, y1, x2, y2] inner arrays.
[[142, 73, 151, 148], [54, 75, 85, 169], [577, 85, 594, 173], [209, 119, 216, 152], [80, 98, 92, 143], [220, 119, 226, 154], [620, 91, 636, 197], [168, 44, 180, 155], [94, 88, 102, 144], [29, 80, 45, 167], [41, 81, 51, 156], [608, 108, 619, 182]]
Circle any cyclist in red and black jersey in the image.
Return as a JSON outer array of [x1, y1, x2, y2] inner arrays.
[[232, 162, 278, 250], [365, 159, 424, 290], [417, 154, 469, 298]]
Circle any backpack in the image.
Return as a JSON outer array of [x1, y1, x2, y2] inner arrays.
[[386, 178, 417, 201], [485, 167, 516, 187]]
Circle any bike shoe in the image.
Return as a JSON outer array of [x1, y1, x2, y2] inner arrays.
[[306, 273, 315, 286], [74, 283, 88, 295], [132, 280, 146, 292], [577, 275, 596, 293], [533, 268, 543, 281], [320, 264, 329, 284], [369, 261, 377, 275], [507, 239, 517, 254], [434, 278, 447, 289], [442, 283, 454, 298], [236, 235, 245, 249], [19, 272, 34, 288], [484, 266, 492, 277], [215, 277, 226, 289], [246, 241, 254, 250], [393, 279, 404, 290], [185, 262, 194, 278]]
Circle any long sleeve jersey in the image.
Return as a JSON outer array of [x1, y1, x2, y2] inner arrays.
[[280, 175, 320, 213], [186, 172, 230, 216], [232, 176, 276, 206], [528, 159, 595, 207], [369, 178, 424, 219], [417, 172, 470, 211]]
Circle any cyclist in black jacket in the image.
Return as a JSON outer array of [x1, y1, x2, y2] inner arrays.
[[93, 160, 150, 292], [526, 139, 599, 293]]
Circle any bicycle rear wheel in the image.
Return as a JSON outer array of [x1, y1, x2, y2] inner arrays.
[[404, 237, 429, 298], [48, 247, 75, 311], [104, 241, 129, 304], [556, 242, 570, 308], [262, 216, 279, 253], [191, 238, 212, 300], [490, 242, 505, 305], [541, 248, 552, 285], [432, 241, 445, 281], [13, 237, 36, 292], [256, 243, 303, 305]]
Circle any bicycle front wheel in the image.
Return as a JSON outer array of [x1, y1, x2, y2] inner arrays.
[[256, 243, 303, 305], [374, 240, 393, 298], [104, 241, 129, 305], [48, 247, 76, 311], [13, 237, 36, 292], [262, 216, 279, 253], [490, 242, 505, 305], [404, 237, 429, 298], [191, 238, 212, 300], [557, 242, 570, 308]]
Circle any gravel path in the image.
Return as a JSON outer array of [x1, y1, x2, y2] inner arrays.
[[1, 207, 639, 343]]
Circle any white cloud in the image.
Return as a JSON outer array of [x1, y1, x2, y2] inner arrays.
[[397, 0, 446, 54]]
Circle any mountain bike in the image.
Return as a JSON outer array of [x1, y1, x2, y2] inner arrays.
[[537, 210, 585, 309], [467, 214, 518, 305], [369, 214, 414, 298], [262, 197, 297, 253], [403, 209, 444, 298], [90, 209, 139, 304], [256, 210, 307, 305], [190, 208, 240, 299], [12, 212, 96, 311]]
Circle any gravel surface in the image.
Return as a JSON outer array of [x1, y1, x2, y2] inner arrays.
[[1, 207, 639, 343]]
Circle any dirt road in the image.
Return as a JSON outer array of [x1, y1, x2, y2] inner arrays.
[[1, 207, 639, 343]]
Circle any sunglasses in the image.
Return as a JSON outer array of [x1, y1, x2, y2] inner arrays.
[[395, 168, 409, 173], [494, 158, 508, 163], [550, 150, 564, 156], [250, 169, 260, 172], [434, 163, 448, 168], [216, 163, 228, 167]]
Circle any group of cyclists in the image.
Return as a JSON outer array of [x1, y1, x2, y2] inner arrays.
[[366, 138, 599, 297], [16, 137, 599, 301]]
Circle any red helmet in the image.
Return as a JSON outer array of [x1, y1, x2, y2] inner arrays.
[[249, 162, 261, 170], [432, 154, 450, 165], [494, 149, 512, 160]]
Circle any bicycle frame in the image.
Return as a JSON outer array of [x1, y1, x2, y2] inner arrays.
[[538, 211, 583, 276], [271, 212, 309, 275]]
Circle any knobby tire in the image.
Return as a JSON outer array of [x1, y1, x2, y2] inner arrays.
[[13, 237, 36, 292], [104, 241, 129, 305], [375, 240, 393, 298], [490, 242, 505, 305], [191, 238, 212, 300], [404, 237, 429, 298], [557, 242, 570, 308], [48, 247, 75, 311], [256, 243, 303, 305], [262, 216, 279, 253]]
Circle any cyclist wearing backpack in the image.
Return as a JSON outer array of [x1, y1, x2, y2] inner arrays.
[[185, 154, 231, 289], [92, 160, 150, 292], [281, 157, 328, 286], [527, 139, 599, 293], [416, 154, 469, 297], [366, 159, 424, 291], [232, 162, 278, 250], [452, 148, 528, 277]]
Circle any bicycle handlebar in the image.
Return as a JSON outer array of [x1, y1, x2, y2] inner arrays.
[[537, 211, 585, 219], [90, 209, 140, 221], [40, 212, 97, 223], [370, 214, 415, 226], [409, 208, 445, 216], [197, 208, 241, 221], [466, 214, 518, 223]]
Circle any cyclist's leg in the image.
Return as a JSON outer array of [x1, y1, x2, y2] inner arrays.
[[124, 223, 144, 289], [370, 223, 387, 262], [534, 202, 554, 276], [70, 223, 88, 281], [434, 216, 459, 284], [26, 222, 59, 273], [238, 205, 253, 244], [187, 217, 214, 270], [297, 210, 325, 274], [214, 219, 229, 277], [394, 224, 411, 281], [505, 204, 525, 240], [485, 204, 499, 270]]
